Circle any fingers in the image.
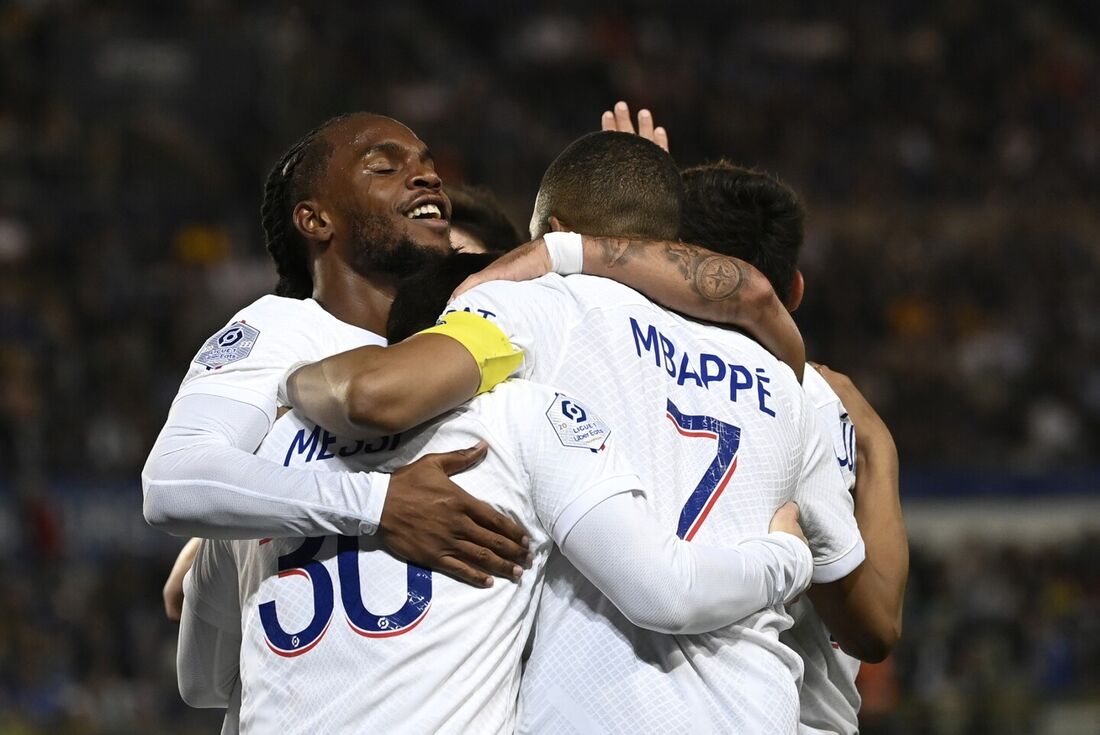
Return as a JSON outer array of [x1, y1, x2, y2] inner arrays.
[[453, 539, 524, 582], [637, 108, 655, 141], [613, 101, 635, 134], [433, 441, 489, 475], [654, 126, 670, 152], [601, 110, 616, 132], [435, 555, 495, 589], [464, 496, 531, 551]]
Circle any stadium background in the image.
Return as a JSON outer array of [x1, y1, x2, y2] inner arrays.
[[1, 1, 1097, 733]]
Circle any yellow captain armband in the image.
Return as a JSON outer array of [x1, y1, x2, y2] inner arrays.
[[418, 311, 524, 395]]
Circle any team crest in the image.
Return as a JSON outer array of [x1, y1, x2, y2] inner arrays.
[[195, 321, 261, 370], [545, 394, 609, 452]]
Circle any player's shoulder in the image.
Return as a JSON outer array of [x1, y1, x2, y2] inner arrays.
[[229, 294, 323, 326], [802, 366, 844, 410], [470, 380, 611, 452]]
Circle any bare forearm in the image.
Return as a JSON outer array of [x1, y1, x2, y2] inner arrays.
[[580, 236, 805, 377], [853, 428, 907, 635], [286, 335, 481, 439]]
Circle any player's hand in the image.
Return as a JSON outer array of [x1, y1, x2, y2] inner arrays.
[[810, 364, 896, 456], [163, 537, 202, 621], [601, 100, 670, 152], [768, 501, 807, 546], [380, 441, 532, 588], [450, 237, 552, 301]]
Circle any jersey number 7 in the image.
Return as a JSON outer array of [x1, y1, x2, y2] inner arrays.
[[666, 399, 741, 541]]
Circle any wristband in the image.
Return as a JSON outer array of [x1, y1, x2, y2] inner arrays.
[[418, 311, 523, 394], [544, 231, 584, 275]]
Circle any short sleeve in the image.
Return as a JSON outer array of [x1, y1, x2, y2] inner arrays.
[[175, 296, 339, 424], [445, 276, 577, 384], [184, 539, 241, 634], [489, 382, 642, 547], [793, 397, 866, 584], [803, 366, 858, 493]]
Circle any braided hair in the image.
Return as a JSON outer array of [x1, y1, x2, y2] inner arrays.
[[260, 113, 360, 298]]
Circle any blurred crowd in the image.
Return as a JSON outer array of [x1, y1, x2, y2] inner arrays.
[[0, 534, 1095, 734], [1, 1, 1098, 483], [1, 2, 1098, 733]]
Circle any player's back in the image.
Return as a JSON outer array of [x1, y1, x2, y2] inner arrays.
[[229, 381, 575, 734], [449, 275, 814, 732]]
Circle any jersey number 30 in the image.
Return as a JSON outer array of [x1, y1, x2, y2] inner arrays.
[[259, 536, 432, 657], [666, 399, 741, 541]]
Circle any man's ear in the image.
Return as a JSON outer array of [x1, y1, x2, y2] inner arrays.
[[548, 215, 572, 233], [293, 201, 333, 244], [786, 270, 805, 312]]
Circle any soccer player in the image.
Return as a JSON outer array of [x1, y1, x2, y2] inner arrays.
[[283, 131, 865, 731], [142, 113, 533, 590], [177, 251, 814, 732], [147, 112, 816, 731], [678, 160, 907, 734]]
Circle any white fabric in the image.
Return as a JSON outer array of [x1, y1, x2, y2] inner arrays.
[[544, 231, 584, 275], [781, 367, 863, 735], [448, 274, 867, 733], [180, 379, 812, 733], [142, 394, 390, 538], [142, 296, 391, 538]]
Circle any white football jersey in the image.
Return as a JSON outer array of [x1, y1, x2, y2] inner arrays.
[[179, 295, 640, 734], [449, 275, 866, 733], [782, 367, 862, 735]]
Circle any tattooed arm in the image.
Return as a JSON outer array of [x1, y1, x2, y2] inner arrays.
[[453, 236, 805, 380]]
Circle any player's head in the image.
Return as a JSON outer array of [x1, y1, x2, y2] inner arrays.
[[530, 131, 682, 241], [261, 112, 452, 298], [446, 183, 525, 254], [680, 160, 805, 310], [386, 252, 500, 342]]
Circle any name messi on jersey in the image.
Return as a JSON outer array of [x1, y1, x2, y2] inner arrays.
[[283, 425, 402, 467], [630, 317, 776, 418]]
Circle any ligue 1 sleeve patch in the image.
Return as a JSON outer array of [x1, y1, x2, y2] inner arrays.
[[545, 394, 610, 452], [195, 321, 261, 370]]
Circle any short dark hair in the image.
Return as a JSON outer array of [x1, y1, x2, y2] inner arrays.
[[531, 131, 682, 241], [447, 183, 524, 253], [386, 252, 500, 343], [679, 161, 804, 305], [260, 113, 359, 299]]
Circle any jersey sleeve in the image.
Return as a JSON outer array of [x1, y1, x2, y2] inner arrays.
[[793, 393, 866, 584], [176, 296, 337, 425], [178, 539, 241, 709], [444, 276, 577, 385], [482, 383, 641, 546], [183, 539, 241, 632]]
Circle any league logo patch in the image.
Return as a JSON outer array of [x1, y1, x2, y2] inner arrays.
[[195, 321, 261, 370], [545, 394, 609, 452]]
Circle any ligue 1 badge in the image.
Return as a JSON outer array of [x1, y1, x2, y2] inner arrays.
[[196, 321, 261, 370], [545, 394, 610, 452]]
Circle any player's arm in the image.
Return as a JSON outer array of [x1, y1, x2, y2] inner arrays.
[[142, 393, 529, 587], [508, 388, 812, 634], [177, 540, 241, 709], [284, 311, 520, 439], [564, 494, 812, 634], [805, 366, 906, 663], [164, 537, 202, 621], [451, 233, 805, 381]]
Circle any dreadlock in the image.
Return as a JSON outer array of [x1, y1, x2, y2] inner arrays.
[[260, 113, 360, 298]]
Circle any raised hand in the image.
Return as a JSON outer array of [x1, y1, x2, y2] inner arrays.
[[601, 100, 670, 152]]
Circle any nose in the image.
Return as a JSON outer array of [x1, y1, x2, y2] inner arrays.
[[408, 165, 441, 191]]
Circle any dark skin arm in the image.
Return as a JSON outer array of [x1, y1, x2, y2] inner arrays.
[[451, 236, 805, 380], [805, 365, 907, 662], [285, 335, 530, 588]]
